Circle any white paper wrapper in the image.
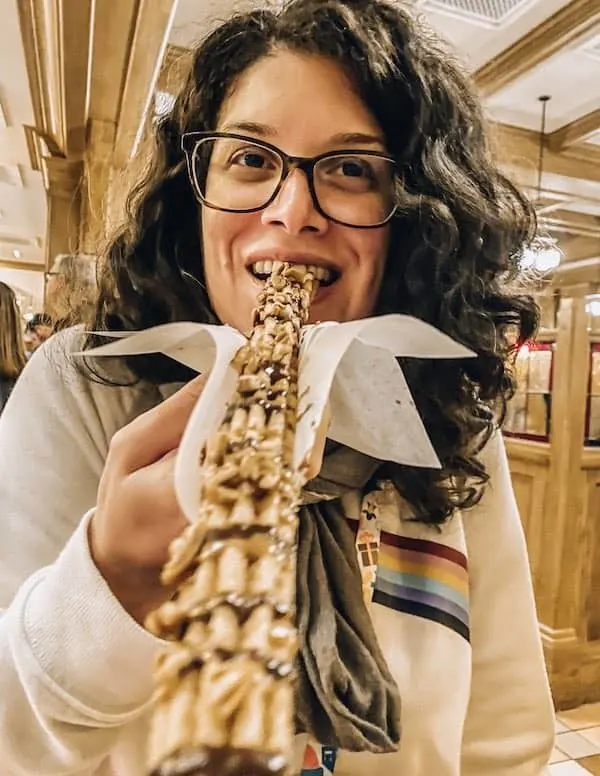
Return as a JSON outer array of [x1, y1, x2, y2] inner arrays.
[[81, 315, 474, 524]]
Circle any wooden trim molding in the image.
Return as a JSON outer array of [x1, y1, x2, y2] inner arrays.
[[58, 0, 94, 158], [582, 449, 600, 470], [492, 123, 600, 185], [17, 0, 94, 157], [22, 124, 63, 171], [539, 211, 600, 239], [553, 258, 600, 287], [16, 0, 57, 142], [548, 108, 600, 152], [112, 0, 180, 168], [22, 124, 43, 171], [504, 437, 551, 465], [474, 0, 600, 96], [0, 258, 44, 273]]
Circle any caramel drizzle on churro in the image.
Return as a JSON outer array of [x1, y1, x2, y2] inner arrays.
[[146, 264, 316, 776]]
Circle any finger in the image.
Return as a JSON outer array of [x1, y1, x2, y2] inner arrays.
[[111, 374, 207, 471], [128, 453, 187, 536], [305, 403, 331, 481]]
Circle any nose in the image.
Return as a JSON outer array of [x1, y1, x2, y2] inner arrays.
[[260, 168, 328, 235]]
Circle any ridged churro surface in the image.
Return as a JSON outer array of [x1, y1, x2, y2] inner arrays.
[[146, 263, 316, 776]]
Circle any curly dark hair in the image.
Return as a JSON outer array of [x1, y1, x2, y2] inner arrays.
[[88, 0, 539, 524]]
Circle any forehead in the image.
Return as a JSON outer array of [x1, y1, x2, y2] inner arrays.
[[217, 50, 383, 150]]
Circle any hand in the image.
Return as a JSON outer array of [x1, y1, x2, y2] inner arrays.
[[89, 378, 330, 625], [89, 376, 206, 624]]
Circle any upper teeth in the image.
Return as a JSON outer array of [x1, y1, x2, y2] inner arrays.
[[250, 260, 334, 283]]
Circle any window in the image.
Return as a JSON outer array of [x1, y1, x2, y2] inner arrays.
[[504, 341, 554, 441], [586, 343, 600, 446]]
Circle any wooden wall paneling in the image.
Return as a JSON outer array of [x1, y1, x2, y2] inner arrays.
[[505, 439, 551, 595]]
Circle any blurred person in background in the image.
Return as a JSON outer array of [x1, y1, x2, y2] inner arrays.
[[24, 313, 54, 355], [0, 281, 27, 415], [45, 253, 98, 330]]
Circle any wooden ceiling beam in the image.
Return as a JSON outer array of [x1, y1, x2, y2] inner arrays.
[[536, 199, 576, 216], [492, 123, 600, 184], [59, 0, 94, 158], [0, 258, 44, 273], [539, 210, 600, 238], [474, 0, 600, 96], [112, 0, 180, 168], [17, 0, 94, 158], [17, 0, 59, 146], [16, 0, 177, 166], [547, 108, 600, 151]]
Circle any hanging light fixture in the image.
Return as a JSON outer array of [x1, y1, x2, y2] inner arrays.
[[520, 95, 562, 273], [586, 293, 600, 318]]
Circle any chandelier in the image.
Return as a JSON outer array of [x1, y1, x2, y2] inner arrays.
[[520, 95, 562, 273], [520, 235, 562, 272]]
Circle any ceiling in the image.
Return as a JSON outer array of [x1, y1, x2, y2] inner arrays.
[[2, 0, 600, 308], [170, 0, 600, 132]]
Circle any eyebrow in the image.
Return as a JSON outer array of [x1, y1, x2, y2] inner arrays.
[[219, 121, 386, 148]]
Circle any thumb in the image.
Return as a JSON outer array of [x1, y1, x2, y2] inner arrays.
[[116, 374, 207, 471]]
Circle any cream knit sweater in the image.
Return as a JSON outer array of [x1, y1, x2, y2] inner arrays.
[[0, 328, 555, 775]]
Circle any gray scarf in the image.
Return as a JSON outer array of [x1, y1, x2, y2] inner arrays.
[[295, 444, 401, 752]]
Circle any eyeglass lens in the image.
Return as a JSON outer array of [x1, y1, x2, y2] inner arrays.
[[190, 137, 396, 227]]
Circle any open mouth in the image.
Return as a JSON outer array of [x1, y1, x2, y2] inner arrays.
[[248, 259, 340, 287]]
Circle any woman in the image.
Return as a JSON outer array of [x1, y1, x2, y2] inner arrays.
[[0, 1, 555, 774], [0, 281, 26, 415]]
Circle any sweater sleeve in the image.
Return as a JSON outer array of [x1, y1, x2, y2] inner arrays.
[[460, 431, 555, 775], [0, 329, 164, 775]]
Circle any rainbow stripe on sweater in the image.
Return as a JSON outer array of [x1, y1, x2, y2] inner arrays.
[[372, 531, 470, 642]]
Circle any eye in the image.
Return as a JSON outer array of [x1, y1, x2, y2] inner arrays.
[[338, 159, 373, 178], [319, 155, 378, 183], [230, 147, 275, 169], [317, 154, 383, 193]]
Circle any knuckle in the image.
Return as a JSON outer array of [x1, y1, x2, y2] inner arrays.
[[107, 425, 131, 459]]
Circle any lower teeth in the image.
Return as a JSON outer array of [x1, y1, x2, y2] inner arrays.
[[251, 272, 334, 287]]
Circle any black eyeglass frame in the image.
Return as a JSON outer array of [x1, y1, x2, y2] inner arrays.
[[181, 131, 399, 229]]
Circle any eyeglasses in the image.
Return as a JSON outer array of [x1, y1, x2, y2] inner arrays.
[[181, 131, 398, 229]]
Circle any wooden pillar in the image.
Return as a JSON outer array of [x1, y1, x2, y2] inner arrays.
[[535, 285, 592, 707], [41, 155, 84, 273], [80, 119, 117, 255]]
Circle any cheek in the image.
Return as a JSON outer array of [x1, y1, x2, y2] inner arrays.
[[355, 228, 389, 283], [201, 210, 228, 274], [201, 209, 256, 277], [351, 229, 390, 315]]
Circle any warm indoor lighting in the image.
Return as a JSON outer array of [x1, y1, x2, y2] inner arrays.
[[518, 343, 530, 358], [520, 235, 562, 273], [520, 95, 563, 275], [11, 248, 21, 259], [586, 294, 600, 318], [155, 90, 176, 119]]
